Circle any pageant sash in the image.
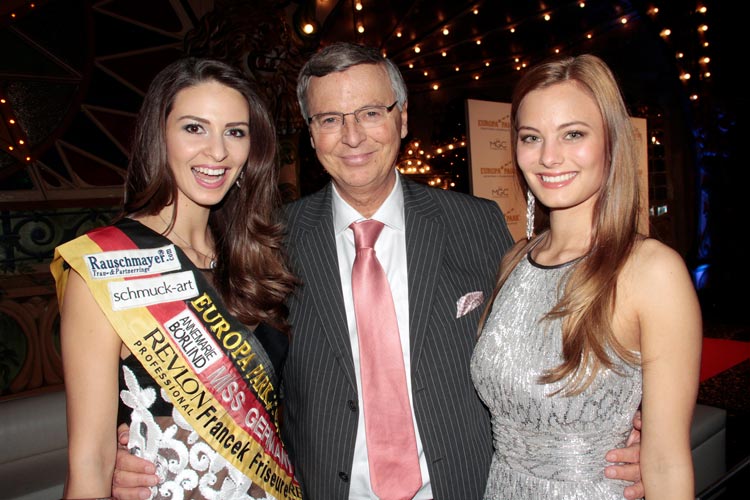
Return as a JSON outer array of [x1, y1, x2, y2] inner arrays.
[[51, 219, 301, 500]]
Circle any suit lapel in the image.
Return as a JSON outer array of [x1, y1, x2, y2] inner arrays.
[[292, 185, 358, 391], [402, 178, 445, 374]]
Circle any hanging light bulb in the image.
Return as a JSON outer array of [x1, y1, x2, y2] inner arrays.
[[293, 0, 319, 38]]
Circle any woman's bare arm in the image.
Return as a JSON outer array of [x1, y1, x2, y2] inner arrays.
[[634, 240, 702, 499], [60, 271, 123, 497]]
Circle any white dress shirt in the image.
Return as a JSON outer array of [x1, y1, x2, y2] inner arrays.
[[331, 173, 433, 499]]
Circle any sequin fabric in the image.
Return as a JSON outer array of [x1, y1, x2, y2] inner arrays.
[[471, 253, 642, 499]]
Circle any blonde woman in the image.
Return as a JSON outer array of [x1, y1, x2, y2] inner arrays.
[[471, 54, 701, 499]]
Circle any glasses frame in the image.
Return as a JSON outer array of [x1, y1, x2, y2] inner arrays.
[[307, 101, 399, 132]]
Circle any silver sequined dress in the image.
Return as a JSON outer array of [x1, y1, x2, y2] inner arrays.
[[470, 253, 641, 499]]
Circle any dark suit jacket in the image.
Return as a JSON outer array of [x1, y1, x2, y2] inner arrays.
[[281, 176, 514, 500]]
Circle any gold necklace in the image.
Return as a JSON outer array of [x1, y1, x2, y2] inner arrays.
[[158, 213, 216, 269]]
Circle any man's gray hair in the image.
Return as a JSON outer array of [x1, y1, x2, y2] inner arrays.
[[296, 42, 408, 121]]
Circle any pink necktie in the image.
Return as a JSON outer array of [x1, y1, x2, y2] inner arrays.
[[350, 220, 421, 500]]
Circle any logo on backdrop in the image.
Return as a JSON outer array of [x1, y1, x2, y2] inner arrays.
[[480, 160, 515, 177], [489, 138, 508, 150], [491, 187, 511, 198], [503, 207, 522, 224], [476, 113, 510, 130]]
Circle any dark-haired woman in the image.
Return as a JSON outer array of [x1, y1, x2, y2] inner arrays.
[[52, 57, 299, 500]]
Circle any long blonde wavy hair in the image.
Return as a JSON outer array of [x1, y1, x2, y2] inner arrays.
[[480, 54, 642, 396]]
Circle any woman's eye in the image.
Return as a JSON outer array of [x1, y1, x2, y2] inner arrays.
[[566, 130, 584, 139], [227, 128, 247, 138], [184, 123, 202, 134], [520, 134, 539, 143]]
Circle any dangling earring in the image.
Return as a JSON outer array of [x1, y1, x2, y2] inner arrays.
[[526, 189, 535, 240], [235, 170, 244, 188]]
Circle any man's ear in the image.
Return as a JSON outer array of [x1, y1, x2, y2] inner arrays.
[[400, 101, 408, 139], [309, 133, 315, 149]]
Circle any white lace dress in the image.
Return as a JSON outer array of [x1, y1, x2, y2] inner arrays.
[[119, 357, 274, 500]]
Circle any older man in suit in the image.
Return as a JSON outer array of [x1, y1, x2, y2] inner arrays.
[[112, 42, 644, 500], [280, 42, 512, 500]]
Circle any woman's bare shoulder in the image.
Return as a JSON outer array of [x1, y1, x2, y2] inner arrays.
[[622, 237, 694, 304]]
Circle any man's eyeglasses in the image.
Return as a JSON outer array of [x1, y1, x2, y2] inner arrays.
[[308, 101, 399, 133]]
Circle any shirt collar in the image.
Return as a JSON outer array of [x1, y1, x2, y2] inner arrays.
[[331, 171, 405, 235]]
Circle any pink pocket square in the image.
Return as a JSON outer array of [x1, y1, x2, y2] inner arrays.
[[456, 291, 484, 318]]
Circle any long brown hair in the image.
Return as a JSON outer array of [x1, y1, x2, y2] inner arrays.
[[482, 54, 641, 395], [123, 57, 297, 333]]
